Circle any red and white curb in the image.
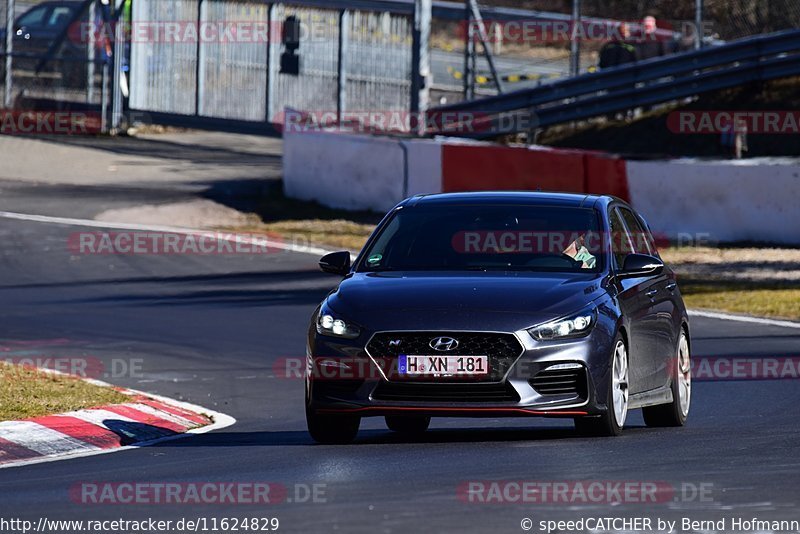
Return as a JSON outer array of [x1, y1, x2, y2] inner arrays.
[[0, 373, 236, 470]]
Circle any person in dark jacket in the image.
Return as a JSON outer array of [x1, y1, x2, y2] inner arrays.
[[598, 23, 637, 120], [635, 16, 667, 60], [599, 23, 637, 69]]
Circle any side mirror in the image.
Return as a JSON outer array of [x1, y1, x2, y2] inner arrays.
[[319, 251, 351, 276], [620, 253, 664, 278]]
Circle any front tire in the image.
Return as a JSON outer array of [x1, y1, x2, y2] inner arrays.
[[385, 415, 430, 434], [306, 406, 360, 444], [643, 329, 691, 427], [575, 333, 628, 437]]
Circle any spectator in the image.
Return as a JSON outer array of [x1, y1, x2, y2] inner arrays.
[[598, 23, 637, 121], [720, 117, 748, 159], [635, 16, 667, 60], [599, 23, 637, 69]]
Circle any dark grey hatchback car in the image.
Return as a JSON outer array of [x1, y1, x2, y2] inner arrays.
[[306, 192, 691, 443]]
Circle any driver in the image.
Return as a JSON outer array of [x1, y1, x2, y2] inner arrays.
[[563, 234, 597, 269]]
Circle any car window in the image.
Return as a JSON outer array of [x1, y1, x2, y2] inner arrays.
[[618, 207, 653, 255], [609, 208, 633, 270], [46, 7, 74, 29], [363, 215, 400, 268], [359, 204, 604, 273], [17, 6, 49, 28], [636, 213, 659, 257]]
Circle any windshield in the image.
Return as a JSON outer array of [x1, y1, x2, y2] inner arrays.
[[359, 204, 604, 273]]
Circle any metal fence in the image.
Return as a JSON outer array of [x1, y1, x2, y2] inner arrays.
[[127, 0, 415, 132], [577, 0, 800, 41], [1, 0, 419, 134], [129, 0, 198, 116]]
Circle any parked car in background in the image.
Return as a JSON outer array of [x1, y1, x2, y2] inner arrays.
[[0, 0, 108, 88]]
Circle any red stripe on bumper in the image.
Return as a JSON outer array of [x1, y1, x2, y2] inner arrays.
[[316, 406, 588, 416]]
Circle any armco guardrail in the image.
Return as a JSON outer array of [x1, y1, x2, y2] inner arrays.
[[429, 29, 800, 137]]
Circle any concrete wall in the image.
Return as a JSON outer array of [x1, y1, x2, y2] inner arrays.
[[627, 158, 800, 245], [405, 138, 443, 197], [283, 131, 442, 212]]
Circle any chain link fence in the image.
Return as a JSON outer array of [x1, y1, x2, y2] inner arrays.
[[577, 0, 800, 41], [432, 0, 800, 105], [481, 0, 800, 41], [128, 0, 415, 130], [430, 15, 570, 105]]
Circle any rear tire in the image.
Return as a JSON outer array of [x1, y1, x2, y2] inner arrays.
[[385, 415, 430, 434], [643, 329, 691, 427], [574, 333, 628, 437], [306, 406, 360, 444]]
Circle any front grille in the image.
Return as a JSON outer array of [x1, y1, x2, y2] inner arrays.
[[367, 331, 523, 382], [372, 381, 520, 403], [529, 367, 588, 397]]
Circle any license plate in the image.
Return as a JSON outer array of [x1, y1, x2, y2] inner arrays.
[[398, 355, 489, 377]]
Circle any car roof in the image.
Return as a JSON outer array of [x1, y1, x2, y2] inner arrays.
[[406, 191, 611, 209]]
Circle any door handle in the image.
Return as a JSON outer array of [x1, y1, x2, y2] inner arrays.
[[665, 282, 677, 292], [645, 288, 658, 298]]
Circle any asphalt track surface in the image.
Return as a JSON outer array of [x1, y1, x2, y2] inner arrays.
[[0, 177, 799, 534]]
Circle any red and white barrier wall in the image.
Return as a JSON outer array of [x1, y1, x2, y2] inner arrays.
[[284, 130, 800, 244]]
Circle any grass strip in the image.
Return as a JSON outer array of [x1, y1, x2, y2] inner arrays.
[[0, 363, 130, 421]]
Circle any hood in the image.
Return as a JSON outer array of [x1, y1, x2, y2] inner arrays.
[[326, 271, 606, 333]]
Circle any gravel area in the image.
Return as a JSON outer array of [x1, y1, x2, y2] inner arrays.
[[95, 199, 262, 230], [661, 247, 800, 282]]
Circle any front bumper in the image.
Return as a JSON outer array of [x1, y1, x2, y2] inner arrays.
[[307, 325, 615, 418]]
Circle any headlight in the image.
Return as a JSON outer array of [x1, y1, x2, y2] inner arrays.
[[316, 309, 361, 339], [528, 309, 596, 341]]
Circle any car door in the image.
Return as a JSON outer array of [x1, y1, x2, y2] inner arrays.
[[617, 206, 673, 391], [634, 210, 682, 389], [609, 206, 663, 394]]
